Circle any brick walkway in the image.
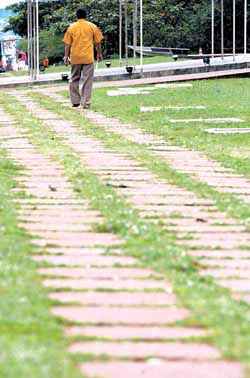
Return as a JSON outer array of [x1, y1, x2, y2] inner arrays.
[[39, 87, 250, 204], [8, 91, 250, 296], [1, 90, 248, 376], [83, 109, 250, 205]]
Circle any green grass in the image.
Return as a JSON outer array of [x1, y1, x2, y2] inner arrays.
[[91, 78, 250, 179], [1, 92, 250, 372], [0, 150, 82, 378]]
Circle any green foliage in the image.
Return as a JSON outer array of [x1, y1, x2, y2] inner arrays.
[[39, 30, 64, 62], [17, 38, 28, 52], [5, 0, 250, 56]]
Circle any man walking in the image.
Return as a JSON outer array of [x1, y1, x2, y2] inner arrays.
[[63, 8, 103, 109]]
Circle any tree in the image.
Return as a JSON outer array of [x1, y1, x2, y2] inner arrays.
[[5, 0, 250, 57], [5, 1, 64, 36]]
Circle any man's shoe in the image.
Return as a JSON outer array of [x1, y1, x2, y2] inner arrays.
[[72, 104, 80, 108]]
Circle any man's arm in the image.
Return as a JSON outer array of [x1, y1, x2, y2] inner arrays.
[[64, 44, 71, 65], [95, 43, 103, 62]]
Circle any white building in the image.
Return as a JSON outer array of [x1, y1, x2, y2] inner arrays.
[[0, 32, 20, 70]]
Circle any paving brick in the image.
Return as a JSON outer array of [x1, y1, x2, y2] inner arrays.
[[19, 205, 84, 211], [49, 291, 176, 306], [31, 112, 60, 120], [43, 278, 169, 291], [219, 279, 250, 292], [187, 233, 250, 243], [182, 239, 247, 249], [200, 269, 250, 279], [44, 247, 117, 256], [19, 223, 92, 232], [167, 218, 237, 226], [19, 215, 100, 224], [20, 210, 98, 218], [39, 267, 159, 279], [52, 306, 189, 325], [70, 341, 220, 359], [189, 250, 250, 259], [200, 259, 250, 269], [241, 295, 250, 304], [167, 225, 245, 233], [16, 198, 87, 205], [33, 255, 137, 266], [65, 325, 206, 340], [32, 234, 123, 248], [131, 195, 214, 207], [81, 361, 243, 378], [29, 232, 122, 245]]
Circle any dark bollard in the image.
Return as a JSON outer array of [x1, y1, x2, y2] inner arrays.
[[39, 64, 45, 72], [62, 73, 69, 81], [126, 66, 134, 75], [203, 56, 210, 65]]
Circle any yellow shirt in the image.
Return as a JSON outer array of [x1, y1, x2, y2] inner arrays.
[[63, 19, 103, 65]]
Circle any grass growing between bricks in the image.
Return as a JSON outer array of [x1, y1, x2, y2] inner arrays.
[[1, 93, 250, 369], [31, 90, 250, 227], [90, 78, 250, 178], [0, 150, 82, 378]]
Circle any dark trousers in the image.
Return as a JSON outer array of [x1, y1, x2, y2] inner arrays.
[[70, 63, 94, 106]]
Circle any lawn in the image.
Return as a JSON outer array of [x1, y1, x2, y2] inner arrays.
[[92, 78, 250, 179]]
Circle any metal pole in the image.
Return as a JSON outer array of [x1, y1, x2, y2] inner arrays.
[[244, 0, 247, 55], [28, 0, 34, 79], [35, 0, 39, 78], [124, 0, 128, 64], [27, 0, 31, 76], [133, 0, 138, 59], [140, 0, 143, 74], [233, 0, 236, 61], [221, 0, 224, 60], [32, 1, 36, 80], [211, 0, 215, 57], [119, 0, 122, 65], [30, 0, 34, 80]]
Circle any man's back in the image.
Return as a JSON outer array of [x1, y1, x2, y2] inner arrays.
[[64, 19, 103, 65]]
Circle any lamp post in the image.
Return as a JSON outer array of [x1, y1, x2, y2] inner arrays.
[[27, 0, 39, 81], [233, 0, 236, 61], [211, 0, 214, 57], [119, 0, 122, 65], [133, 0, 138, 58], [221, 0, 224, 60], [27, 0, 32, 77], [124, 0, 128, 64], [244, 0, 248, 55], [140, 0, 143, 75], [35, 0, 39, 76]]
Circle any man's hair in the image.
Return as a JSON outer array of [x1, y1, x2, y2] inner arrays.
[[76, 8, 87, 19]]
